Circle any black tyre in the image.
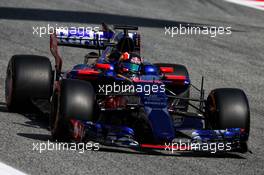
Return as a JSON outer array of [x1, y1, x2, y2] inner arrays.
[[51, 79, 95, 141], [206, 88, 250, 152], [154, 63, 190, 111], [5, 55, 52, 112]]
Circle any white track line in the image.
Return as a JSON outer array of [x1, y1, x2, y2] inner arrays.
[[0, 162, 27, 175], [225, 0, 264, 11]]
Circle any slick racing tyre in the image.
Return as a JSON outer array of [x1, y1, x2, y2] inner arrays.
[[5, 55, 52, 112], [50, 79, 96, 141], [154, 63, 190, 111], [206, 88, 250, 152]]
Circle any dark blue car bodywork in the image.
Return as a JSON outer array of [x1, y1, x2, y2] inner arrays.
[[50, 24, 248, 152]]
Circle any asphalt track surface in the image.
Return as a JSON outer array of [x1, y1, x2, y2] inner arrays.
[[0, 0, 264, 174]]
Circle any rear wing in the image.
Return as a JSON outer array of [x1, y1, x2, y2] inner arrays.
[[50, 24, 141, 73], [52, 28, 113, 49], [50, 28, 113, 73]]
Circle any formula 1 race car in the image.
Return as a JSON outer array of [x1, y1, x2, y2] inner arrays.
[[5, 24, 250, 153]]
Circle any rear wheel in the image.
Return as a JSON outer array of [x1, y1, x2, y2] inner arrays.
[[5, 55, 52, 112], [51, 79, 96, 141], [206, 88, 250, 152]]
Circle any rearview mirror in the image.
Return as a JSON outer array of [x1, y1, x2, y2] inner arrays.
[[159, 67, 174, 73]]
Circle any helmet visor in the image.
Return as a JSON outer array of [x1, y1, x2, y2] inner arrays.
[[123, 62, 140, 72]]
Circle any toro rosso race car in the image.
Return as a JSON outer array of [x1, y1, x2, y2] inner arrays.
[[5, 24, 250, 153]]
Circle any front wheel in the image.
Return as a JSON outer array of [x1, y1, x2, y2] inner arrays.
[[50, 79, 96, 141], [206, 88, 250, 152]]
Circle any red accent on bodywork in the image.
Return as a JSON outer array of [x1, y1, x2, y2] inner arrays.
[[122, 68, 129, 72], [122, 52, 130, 60], [78, 69, 100, 75], [140, 144, 191, 150], [54, 81, 61, 93], [132, 77, 162, 83], [104, 96, 127, 109], [160, 67, 174, 73], [70, 119, 85, 141], [164, 75, 186, 81], [50, 33, 63, 72], [95, 63, 111, 70]]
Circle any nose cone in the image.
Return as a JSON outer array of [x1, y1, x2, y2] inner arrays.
[[146, 107, 175, 143]]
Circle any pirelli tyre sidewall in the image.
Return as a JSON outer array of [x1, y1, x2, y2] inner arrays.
[[51, 79, 95, 141], [5, 55, 52, 112], [206, 88, 250, 138]]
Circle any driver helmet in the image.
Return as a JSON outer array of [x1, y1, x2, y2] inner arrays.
[[118, 52, 143, 73]]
